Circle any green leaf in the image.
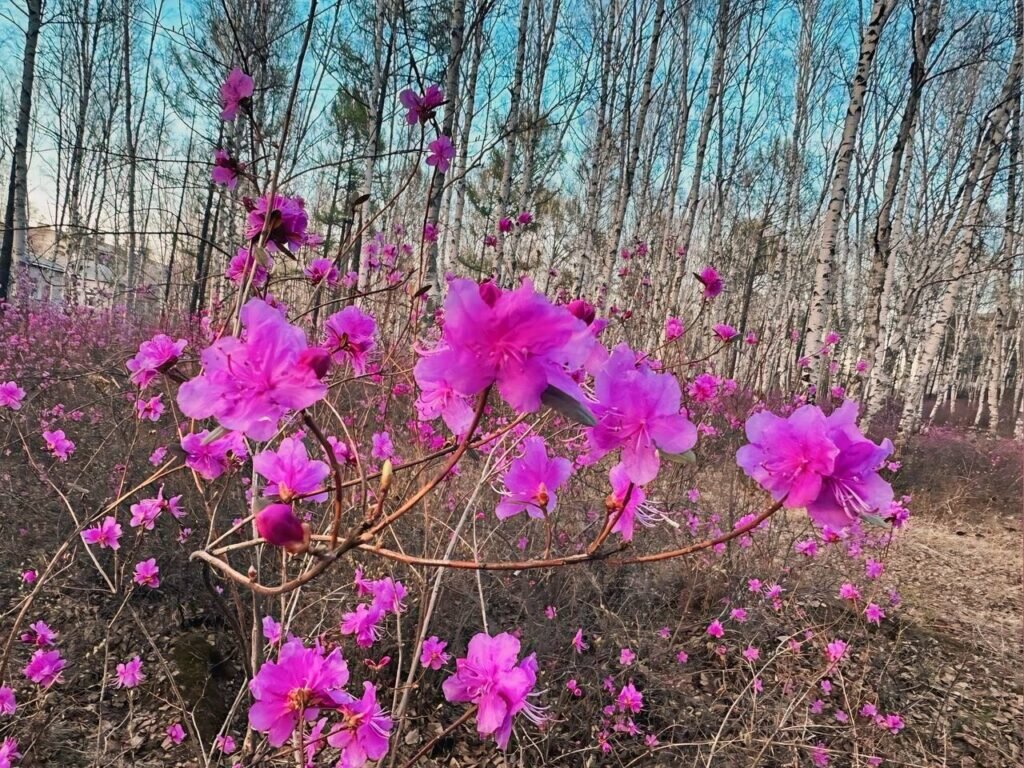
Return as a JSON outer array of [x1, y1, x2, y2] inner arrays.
[[661, 449, 697, 465], [541, 385, 596, 427]]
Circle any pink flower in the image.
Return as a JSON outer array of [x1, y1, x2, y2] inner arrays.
[[442, 632, 542, 749], [707, 620, 724, 638], [825, 639, 848, 666], [730, 607, 748, 623], [664, 316, 684, 341], [696, 265, 723, 298], [248, 638, 350, 747], [423, 278, 588, 414], [115, 656, 144, 688], [606, 463, 654, 541], [744, 331, 759, 345], [327, 681, 393, 767], [483, 234, 498, 247], [838, 583, 860, 601], [864, 603, 885, 625], [82, 516, 123, 550], [498, 217, 514, 233], [215, 734, 236, 754], [340, 603, 384, 648], [166, 723, 186, 744], [181, 429, 248, 480], [254, 437, 330, 503], [824, 331, 841, 346], [516, 211, 533, 225], [617, 683, 643, 714], [589, 344, 697, 484], [495, 436, 572, 520], [566, 679, 582, 696], [399, 84, 444, 124], [420, 636, 450, 670], [133, 559, 160, 588], [687, 373, 719, 403], [742, 645, 760, 662], [211, 149, 243, 188], [413, 351, 476, 435], [255, 503, 307, 551], [225, 247, 270, 288], [712, 323, 737, 342], [880, 712, 904, 733], [135, 394, 164, 421], [219, 67, 254, 121], [571, 629, 588, 654], [0, 381, 25, 410], [19, 620, 57, 647], [0, 687, 16, 716], [676, 649, 689, 664], [371, 432, 394, 461], [865, 559, 884, 579], [177, 299, 329, 441], [619, 647, 635, 666], [21, 570, 36, 584], [23, 649, 65, 687], [42, 429, 75, 461], [262, 616, 282, 645], [245, 194, 310, 253], [0, 738, 19, 767], [304, 258, 340, 287], [811, 742, 829, 766], [323, 306, 376, 374], [126, 334, 187, 389], [426, 135, 455, 173]]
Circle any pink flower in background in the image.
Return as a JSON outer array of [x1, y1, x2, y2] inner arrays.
[[589, 344, 696, 484], [135, 394, 164, 421], [166, 723, 186, 744], [498, 217, 514, 233], [442, 632, 542, 749], [617, 683, 643, 714], [323, 306, 376, 374], [619, 647, 636, 666], [180, 429, 248, 480], [0, 381, 25, 410], [215, 734, 236, 754], [254, 503, 306, 551], [744, 330, 759, 345], [43, 429, 75, 461], [707, 620, 724, 638], [420, 636, 450, 670], [248, 638, 349, 747], [254, 437, 330, 503], [495, 436, 572, 520], [838, 583, 860, 601], [211, 149, 243, 189], [696, 265, 723, 298], [371, 432, 394, 461], [327, 681, 393, 766], [23, 649, 65, 687], [824, 331, 841, 346], [413, 349, 476, 434], [0, 687, 15, 716], [483, 234, 498, 247], [566, 679, 582, 696], [426, 135, 455, 173], [115, 656, 144, 688], [399, 84, 444, 124], [82, 516, 123, 550], [864, 603, 885, 625], [826, 639, 848, 666], [571, 629, 588, 654], [516, 211, 533, 225], [742, 646, 760, 662], [340, 603, 383, 648], [664, 316, 684, 340], [262, 616, 282, 645], [19, 620, 56, 647], [225, 247, 270, 288], [304, 258, 340, 287], [687, 373, 719, 403], [245, 194, 310, 253], [177, 299, 329, 441], [607, 463, 651, 541], [0, 738, 19, 767], [713, 323, 737, 342], [126, 334, 187, 389], [219, 67, 254, 121], [133, 559, 160, 588]]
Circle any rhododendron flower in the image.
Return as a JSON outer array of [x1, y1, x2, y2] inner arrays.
[[0, 687, 15, 716], [262, 616, 282, 645], [211, 149, 243, 188], [115, 656, 144, 688], [126, 334, 187, 389], [23, 649, 65, 687], [225, 247, 270, 288], [566, 679, 582, 696], [413, 350, 476, 434], [571, 629, 588, 653], [495, 436, 572, 520], [744, 330, 759, 345], [326, 681, 392, 767], [420, 636, 450, 670], [399, 84, 444, 124], [517, 211, 533, 225], [340, 603, 383, 648], [696, 265, 723, 297], [215, 734, 236, 754], [589, 344, 697, 484], [177, 299, 329, 441], [426, 135, 455, 173], [664, 316, 684, 340], [825, 639, 848, 665], [730, 607, 748, 622], [255, 503, 307, 551], [371, 432, 394, 461], [21, 570, 37, 584], [0, 381, 25, 410], [606, 463, 654, 541], [133, 559, 160, 588], [180, 429, 247, 480], [20, 621, 56, 647], [304, 258, 340, 287], [43, 429, 75, 461], [0, 738, 19, 768], [220, 67, 254, 121], [82, 516, 123, 550], [135, 394, 164, 421], [742, 645, 760, 662], [498, 217, 513, 233], [713, 323, 737, 342], [442, 631, 542, 749], [254, 437, 329, 503], [617, 683, 643, 714], [864, 603, 885, 624], [687, 373, 719, 403], [248, 638, 349, 747], [166, 723, 186, 744], [245, 194, 310, 253], [323, 306, 376, 374], [618, 647, 635, 666]]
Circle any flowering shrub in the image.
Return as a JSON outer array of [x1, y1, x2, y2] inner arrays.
[[0, 72, 940, 768]]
